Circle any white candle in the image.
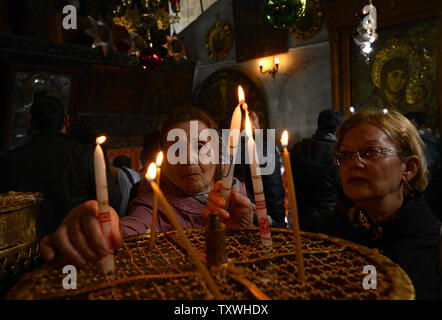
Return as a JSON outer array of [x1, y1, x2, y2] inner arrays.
[[245, 113, 272, 247], [94, 136, 115, 273], [221, 85, 243, 207]]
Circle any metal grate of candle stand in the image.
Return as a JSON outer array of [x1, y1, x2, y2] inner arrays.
[[7, 228, 415, 300]]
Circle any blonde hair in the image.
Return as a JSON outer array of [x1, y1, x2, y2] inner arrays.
[[335, 109, 428, 190]]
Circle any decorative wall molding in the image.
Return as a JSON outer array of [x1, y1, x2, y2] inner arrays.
[[75, 113, 161, 149], [0, 35, 139, 67]]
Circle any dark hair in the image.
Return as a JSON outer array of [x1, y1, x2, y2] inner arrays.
[[317, 109, 344, 134], [404, 111, 427, 127], [30, 90, 65, 132], [113, 155, 131, 169], [159, 105, 218, 148]]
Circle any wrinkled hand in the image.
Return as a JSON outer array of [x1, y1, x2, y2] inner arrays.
[[204, 181, 253, 228], [40, 200, 122, 267]]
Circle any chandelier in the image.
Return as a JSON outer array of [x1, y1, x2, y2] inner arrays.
[[112, 0, 181, 44], [353, 0, 378, 61]]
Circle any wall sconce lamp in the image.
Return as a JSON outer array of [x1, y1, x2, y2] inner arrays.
[[259, 57, 279, 78]]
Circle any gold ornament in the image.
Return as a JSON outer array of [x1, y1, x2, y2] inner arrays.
[[205, 21, 233, 62], [289, 0, 323, 41]]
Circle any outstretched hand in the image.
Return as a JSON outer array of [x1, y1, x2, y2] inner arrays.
[[40, 200, 122, 267], [204, 181, 253, 228]]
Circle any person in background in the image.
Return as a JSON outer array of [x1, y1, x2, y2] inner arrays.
[[0, 90, 121, 236], [404, 111, 440, 172], [112, 155, 140, 217], [290, 109, 344, 221], [424, 163, 442, 222], [301, 109, 441, 299]]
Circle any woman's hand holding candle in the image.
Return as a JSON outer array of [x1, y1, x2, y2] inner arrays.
[[204, 181, 253, 228], [40, 200, 122, 266]]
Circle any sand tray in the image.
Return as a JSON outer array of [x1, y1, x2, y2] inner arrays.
[[7, 228, 414, 300]]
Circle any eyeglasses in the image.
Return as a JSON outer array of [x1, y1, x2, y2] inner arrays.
[[334, 146, 402, 166]]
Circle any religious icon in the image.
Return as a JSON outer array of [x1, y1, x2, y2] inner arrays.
[[351, 18, 439, 132], [361, 40, 414, 111]]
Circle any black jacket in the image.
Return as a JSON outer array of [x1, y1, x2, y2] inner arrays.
[[420, 130, 440, 172], [290, 132, 340, 218], [425, 164, 442, 221], [301, 191, 441, 300], [0, 132, 121, 236]]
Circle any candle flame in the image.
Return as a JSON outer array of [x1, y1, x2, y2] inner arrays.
[[274, 57, 279, 65], [281, 130, 289, 148], [259, 60, 264, 67], [238, 86, 245, 104], [96, 136, 107, 145], [245, 112, 253, 138], [146, 162, 157, 182], [156, 151, 164, 167]]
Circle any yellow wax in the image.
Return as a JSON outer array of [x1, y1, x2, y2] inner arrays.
[[149, 168, 161, 251], [282, 147, 305, 281]]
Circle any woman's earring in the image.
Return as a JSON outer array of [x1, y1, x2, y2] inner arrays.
[[402, 176, 410, 191]]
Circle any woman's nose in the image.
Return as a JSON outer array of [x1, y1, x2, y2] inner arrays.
[[347, 152, 365, 168], [187, 143, 199, 164]]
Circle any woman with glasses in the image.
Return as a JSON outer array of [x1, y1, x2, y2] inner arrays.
[[302, 108, 441, 299]]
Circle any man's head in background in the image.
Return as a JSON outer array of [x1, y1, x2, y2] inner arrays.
[[404, 111, 428, 131], [113, 155, 132, 169], [30, 90, 69, 133], [317, 109, 344, 135]]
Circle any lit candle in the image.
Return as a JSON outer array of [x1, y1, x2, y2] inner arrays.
[[220, 85, 243, 207], [245, 113, 272, 247], [149, 151, 163, 251], [274, 57, 279, 71], [280, 130, 305, 281], [94, 136, 115, 274], [145, 163, 223, 299]]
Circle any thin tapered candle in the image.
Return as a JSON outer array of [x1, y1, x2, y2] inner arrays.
[[145, 163, 223, 299], [149, 151, 163, 251], [281, 130, 305, 281], [245, 113, 272, 247], [221, 86, 243, 208], [94, 136, 115, 273]]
